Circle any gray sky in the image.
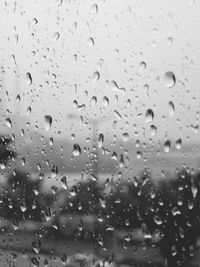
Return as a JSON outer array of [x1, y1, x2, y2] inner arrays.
[[0, 0, 200, 146]]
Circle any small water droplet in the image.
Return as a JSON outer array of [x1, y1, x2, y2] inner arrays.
[[90, 3, 98, 14], [26, 106, 32, 115], [53, 32, 60, 41], [5, 118, 12, 128], [171, 246, 177, 256], [88, 37, 95, 47], [102, 96, 109, 107], [164, 71, 176, 88], [51, 165, 58, 178], [150, 125, 157, 136], [139, 61, 146, 70], [167, 36, 173, 45], [25, 72, 32, 85], [136, 151, 142, 159], [114, 110, 122, 121], [70, 185, 77, 197]]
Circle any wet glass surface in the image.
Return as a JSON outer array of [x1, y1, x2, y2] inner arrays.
[[0, 0, 200, 266]]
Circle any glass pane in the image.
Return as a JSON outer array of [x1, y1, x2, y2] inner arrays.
[[0, 0, 200, 266]]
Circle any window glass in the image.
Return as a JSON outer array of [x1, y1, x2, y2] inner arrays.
[[0, 0, 200, 266]]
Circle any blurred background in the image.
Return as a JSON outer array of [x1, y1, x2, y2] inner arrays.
[[0, 0, 200, 266]]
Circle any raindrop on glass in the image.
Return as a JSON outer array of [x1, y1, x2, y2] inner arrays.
[[145, 109, 154, 123], [164, 140, 171, 153], [164, 71, 176, 88], [73, 144, 81, 156], [175, 138, 182, 150], [44, 115, 52, 132], [25, 72, 32, 85], [168, 101, 175, 116]]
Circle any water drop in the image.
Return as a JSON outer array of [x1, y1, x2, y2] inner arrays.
[[98, 133, 104, 148], [25, 72, 32, 85], [70, 185, 77, 197], [90, 96, 97, 106], [171, 246, 177, 256], [32, 239, 41, 254], [73, 144, 81, 156], [154, 215, 163, 225], [110, 80, 125, 94], [122, 132, 129, 142], [26, 106, 32, 115], [150, 125, 157, 136], [164, 140, 171, 153], [136, 151, 142, 159], [44, 115, 52, 132], [102, 96, 109, 107], [164, 71, 176, 88], [92, 71, 100, 84], [167, 36, 173, 45], [114, 110, 122, 121], [61, 176, 68, 190], [88, 37, 95, 47], [145, 109, 154, 123], [51, 165, 58, 178], [168, 101, 175, 116], [31, 256, 39, 267], [5, 118, 12, 128], [175, 138, 182, 150], [53, 32, 60, 41], [139, 61, 146, 70], [90, 3, 98, 14]]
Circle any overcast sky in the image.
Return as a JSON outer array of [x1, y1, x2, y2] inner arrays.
[[0, 0, 200, 147]]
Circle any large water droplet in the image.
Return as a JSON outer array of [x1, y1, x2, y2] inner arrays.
[[102, 96, 109, 107], [164, 140, 171, 153], [73, 144, 81, 156], [164, 71, 176, 88], [5, 118, 12, 128], [25, 72, 32, 85], [145, 109, 154, 123], [175, 138, 182, 150], [44, 115, 52, 132], [122, 132, 129, 142], [32, 239, 41, 254], [110, 80, 125, 94], [154, 215, 163, 225], [98, 133, 104, 148], [90, 3, 98, 14], [61, 176, 68, 190], [168, 101, 175, 116], [90, 96, 97, 106], [92, 71, 100, 84], [51, 165, 58, 178]]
